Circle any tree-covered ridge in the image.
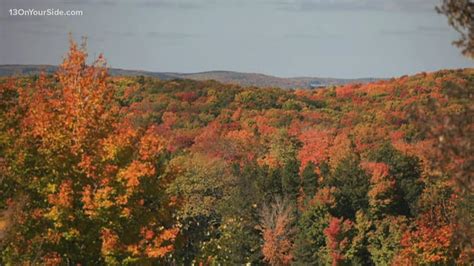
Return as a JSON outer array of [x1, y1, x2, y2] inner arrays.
[[0, 43, 472, 265], [0, 64, 377, 89]]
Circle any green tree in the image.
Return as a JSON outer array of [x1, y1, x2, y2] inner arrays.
[[301, 162, 318, 202], [166, 153, 234, 264], [324, 154, 370, 219], [368, 143, 423, 217], [255, 166, 283, 204], [367, 216, 407, 265], [201, 162, 264, 265], [281, 158, 301, 207], [293, 203, 330, 265]]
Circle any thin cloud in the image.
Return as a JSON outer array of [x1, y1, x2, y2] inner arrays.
[[133, 0, 265, 9], [380, 25, 451, 36], [135, 0, 205, 9], [284, 32, 340, 39], [10, 27, 66, 37], [147, 32, 199, 39], [64, 0, 117, 6], [417, 25, 450, 33], [0, 15, 45, 23], [271, 0, 439, 12], [103, 30, 136, 37]]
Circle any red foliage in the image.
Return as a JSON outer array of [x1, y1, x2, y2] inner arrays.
[[48, 179, 74, 209], [324, 217, 353, 266], [298, 129, 334, 170], [398, 213, 455, 264], [162, 111, 178, 129], [175, 91, 198, 103], [255, 115, 277, 136], [336, 84, 358, 98]]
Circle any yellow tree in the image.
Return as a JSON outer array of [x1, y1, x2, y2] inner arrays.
[[1, 39, 177, 265]]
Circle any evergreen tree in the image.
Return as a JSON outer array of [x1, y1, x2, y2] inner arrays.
[[301, 162, 318, 201], [368, 143, 423, 216], [293, 203, 330, 265], [324, 154, 370, 219], [281, 158, 301, 206]]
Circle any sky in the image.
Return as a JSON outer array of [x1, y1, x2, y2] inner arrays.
[[1, 0, 473, 78]]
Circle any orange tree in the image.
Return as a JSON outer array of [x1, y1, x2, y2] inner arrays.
[[0, 40, 178, 265]]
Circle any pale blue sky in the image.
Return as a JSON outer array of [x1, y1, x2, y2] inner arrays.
[[1, 0, 473, 78]]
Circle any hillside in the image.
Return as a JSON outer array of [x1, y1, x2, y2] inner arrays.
[[177, 70, 377, 88], [0, 46, 472, 265], [0, 64, 377, 89]]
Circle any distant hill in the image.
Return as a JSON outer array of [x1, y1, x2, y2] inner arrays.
[[0, 65, 378, 89]]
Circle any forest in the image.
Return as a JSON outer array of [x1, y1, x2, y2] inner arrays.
[[0, 41, 473, 265]]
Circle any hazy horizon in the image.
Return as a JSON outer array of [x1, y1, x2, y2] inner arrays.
[[1, 0, 473, 79]]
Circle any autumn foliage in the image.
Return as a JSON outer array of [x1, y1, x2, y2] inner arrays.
[[260, 198, 295, 265], [0, 40, 177, 265], [0, 41, 472, 264]]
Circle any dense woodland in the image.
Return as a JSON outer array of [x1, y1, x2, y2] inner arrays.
[[0, 42, 473, 265]]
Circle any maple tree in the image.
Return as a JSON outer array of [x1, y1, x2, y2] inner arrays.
[[0, 40, 178, 264]]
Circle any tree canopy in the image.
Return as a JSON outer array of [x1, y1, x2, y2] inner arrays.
[[0, 41, 472, 264]]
